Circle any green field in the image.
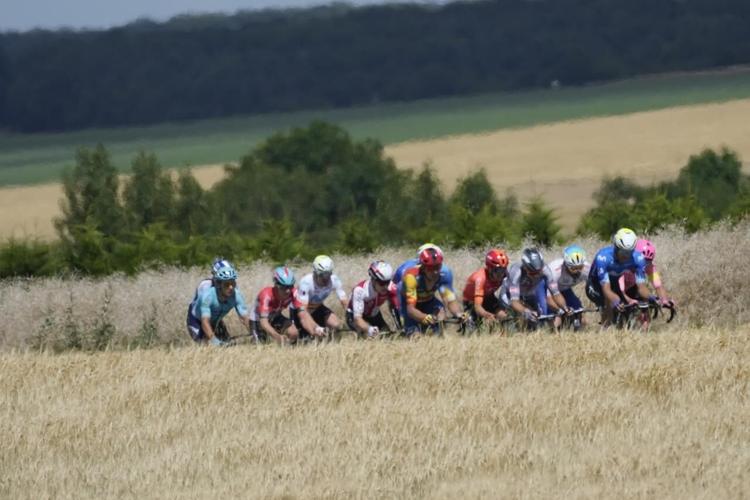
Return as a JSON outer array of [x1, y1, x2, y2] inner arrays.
[[3, 68, 750, 186]]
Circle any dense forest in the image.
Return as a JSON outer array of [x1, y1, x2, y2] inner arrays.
[[1, 0, 750, 132]]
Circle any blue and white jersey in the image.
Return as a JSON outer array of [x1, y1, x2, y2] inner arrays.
[[189, 286, 249, 324], [191, 278, 213, 302], [591, 246, 647, 285], [393, 259, 454, 286]]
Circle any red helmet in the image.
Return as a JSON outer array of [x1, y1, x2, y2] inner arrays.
[[419, 247, 443, 269], [485, 248, 509, 269]]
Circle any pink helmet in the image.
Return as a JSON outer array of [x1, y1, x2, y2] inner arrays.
[[635, 239, 656, 261]]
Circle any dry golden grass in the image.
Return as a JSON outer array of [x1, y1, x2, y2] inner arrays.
[[1, 221, 748, 351], [1, 224, 749, 498], [3, 99, 750, 240], [1, 328, 749, 499]]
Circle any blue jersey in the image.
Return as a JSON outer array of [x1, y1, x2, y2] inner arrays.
[[591, 246, 647, 286], [189, 286, 249, 324], [393, 259, 454, 286]]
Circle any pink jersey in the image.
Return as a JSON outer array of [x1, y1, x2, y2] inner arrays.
[[347, 279, 399, 318], [620, 262, 662, 290], [250, 286, 304, 321]]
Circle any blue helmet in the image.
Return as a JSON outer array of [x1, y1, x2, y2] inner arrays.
[[211, 257, 231, 278], [273, 266, 295, 287], [563, 245, 586, 268], [214, 263, 238, 282]]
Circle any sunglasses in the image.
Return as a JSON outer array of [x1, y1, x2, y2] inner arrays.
[[277, 284, 293, 291], [567, 265, 584, 273], [373, 278, 390, 287]]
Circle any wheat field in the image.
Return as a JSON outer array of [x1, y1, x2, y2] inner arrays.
[[1, 328, 748, 499], [0, 224, 749, 498], [2, 99, 750, 240]]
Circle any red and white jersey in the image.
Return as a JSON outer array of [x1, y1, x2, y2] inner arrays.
[[249, 286, 304, 321], [347, 279, 399, 318]]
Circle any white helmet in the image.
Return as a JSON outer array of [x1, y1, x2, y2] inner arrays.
[[612, 228, 637, 251], [368, 261, 394, 282], [416, 242, 443, 259], [313, 255, 334, 275]]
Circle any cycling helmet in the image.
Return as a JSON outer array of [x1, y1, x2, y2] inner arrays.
[[214, 263, 238, 282], [521, 248, 545, 273], [272, 266, 295, 287], [312, 255, 334, 275], [485, 248, 509, 269], [563, 245, 586, 268], [419, 247, 444, 268], [368, 261, 394, 283], [211, 257, 231, 278], [612, 228, 637, 251], [416, 242, 443, 259], [635, 239, 656, 261]]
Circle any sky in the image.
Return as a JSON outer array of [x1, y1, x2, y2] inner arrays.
[[0, 0, 439, 32]]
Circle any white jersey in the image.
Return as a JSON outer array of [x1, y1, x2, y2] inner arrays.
[[547, 258, 590, 292], [295, 272, 347, 310]]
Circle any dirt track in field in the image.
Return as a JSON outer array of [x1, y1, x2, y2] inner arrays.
[[2, 99, 749, 240]]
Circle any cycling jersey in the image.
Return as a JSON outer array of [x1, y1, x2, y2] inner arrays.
[[590, 246, 647, 285], [394, 259, 454, 286], [191, 278, 213, 303], [295, 273, 347, 310], [249, 286, 304, 321], [400, 265, 457, 307], [547, 258, 590, 292], [348, 279, 399, 318], [620, 261, 662, 290], [500, 262, 559, 302], [189, 286, 249, 324], [462, 268, 506, 305]]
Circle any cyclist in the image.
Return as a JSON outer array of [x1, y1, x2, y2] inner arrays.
[[292, 255, 348, 339], [499, 247, 564, 330], [399, 247, 468, 336], [620, 239, 676, 310], [249, 266, 320, 345], [347, 261, 401, 338], [186, 261, 250, 346], [393, 242, 447, 285], [462, 248, 510, 327], [189, 256, 233, 339], [545, 245, 591, 327], [586, 227, 650, 326]]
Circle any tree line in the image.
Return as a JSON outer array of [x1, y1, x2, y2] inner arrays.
[[2, 0, 750, 132], [1, 121, 748, 278]]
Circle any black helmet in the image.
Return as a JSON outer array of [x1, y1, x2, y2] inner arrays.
[[521, 248, 544, 273]]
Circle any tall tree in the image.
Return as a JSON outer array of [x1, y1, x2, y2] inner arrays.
[[55, 145, 125, 239], [123, 152, 175, 229]]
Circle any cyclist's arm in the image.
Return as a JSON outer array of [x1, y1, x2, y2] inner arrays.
[[297, 308, 323, 337], [354, 315, 372, 334], [201, 316, 217, 340], [260, 316, 285, 344], [601, 281, 621, 306]]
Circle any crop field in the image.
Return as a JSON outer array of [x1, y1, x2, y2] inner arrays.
[[2, 67, 750, 187], [1, 223, 749, 498], [3, 97, 750, 240]]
